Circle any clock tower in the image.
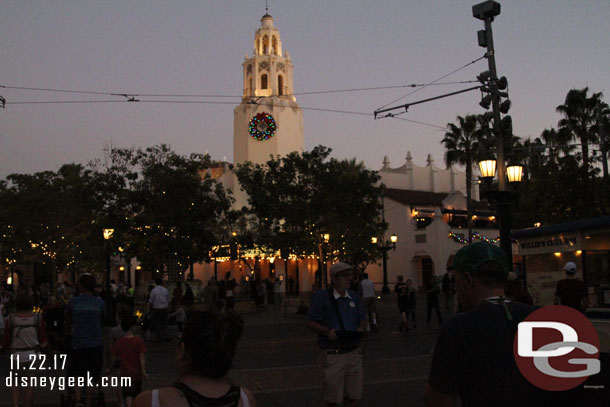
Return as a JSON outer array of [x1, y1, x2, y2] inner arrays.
[[233, 12, 304, 166]]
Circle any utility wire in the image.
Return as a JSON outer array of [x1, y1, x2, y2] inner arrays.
[[1, 80, 478, 100], [7, 98, 447, 126], [390, 116, 447, 131], [292, 81, 479, 96], [5, 98, 448, 130], [376, 55, 487, 111]]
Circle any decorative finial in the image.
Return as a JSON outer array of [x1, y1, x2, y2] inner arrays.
[[266, 0, 269, 13], [383, 155, 390, 168]]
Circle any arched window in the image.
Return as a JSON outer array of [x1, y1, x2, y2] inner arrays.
[[256, 39, 260, 54], [263, 35, 269, 54], [272, 36, 278, 55], [247, 64, 252, 75], [261, 74, 268, 89], [248, 76, 252, 94], [278, 75, 284, 95]]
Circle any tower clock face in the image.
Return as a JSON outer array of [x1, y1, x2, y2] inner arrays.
[[248, 112, 277, 141]]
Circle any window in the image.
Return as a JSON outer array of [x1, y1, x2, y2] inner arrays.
[[278, 75, 284, 95], [416, 217, 433, 229], [272, 36, 278, 55], [263, 35, 269, 54], [415, 234, 427, 244], [261, 74, 268, 89]]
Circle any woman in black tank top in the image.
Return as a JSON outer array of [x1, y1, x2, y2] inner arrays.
[[133, 312, 255, 407]]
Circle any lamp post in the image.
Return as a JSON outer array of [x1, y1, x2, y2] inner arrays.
[[103, 228, 114, 294], [372, 233, 398, 295], [478, 159, 523, 270], [473, 1, 522, 266], [319, 233, 330, 288]]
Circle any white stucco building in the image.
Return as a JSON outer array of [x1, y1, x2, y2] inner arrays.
[[366, 153, 501, 290]]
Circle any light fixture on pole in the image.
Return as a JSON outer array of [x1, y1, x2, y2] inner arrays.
[[103, 229, 114, 240], [320, 233, 330, 288], [390, 234, 398, 248], [372, 234, 398, 295], [102, 228, 113, 294], [506, 164, 524, 183], [478, 158, 497, 180]]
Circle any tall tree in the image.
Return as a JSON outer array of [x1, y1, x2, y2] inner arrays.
[[126, 145, 232, 281], [556, 87, 604, 174], [0, 165, 104, 288], [441, 115, 482, 242], [235, 146, 385, 285]]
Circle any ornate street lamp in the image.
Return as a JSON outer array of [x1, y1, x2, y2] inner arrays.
[[478, 158, 497, 180], [103, 228, 114, 294], [319, 233, 330, 287], [390, 234, 398, 248], [506, 164, 524, 183], [372, 234, 398, 295]]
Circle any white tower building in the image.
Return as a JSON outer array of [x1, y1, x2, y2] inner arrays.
[[233, 12, 304, 166]]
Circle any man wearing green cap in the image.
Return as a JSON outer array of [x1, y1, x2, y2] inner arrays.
[[424, 242, 545, 406]]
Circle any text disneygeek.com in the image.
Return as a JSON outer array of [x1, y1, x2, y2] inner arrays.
[[4, 372, 131, 392]]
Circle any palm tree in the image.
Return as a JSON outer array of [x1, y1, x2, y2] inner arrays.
[[441, 115, 482, 242], [556, 88, 604, 173]]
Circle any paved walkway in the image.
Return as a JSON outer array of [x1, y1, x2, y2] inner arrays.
[[0, 293, 452, 406]]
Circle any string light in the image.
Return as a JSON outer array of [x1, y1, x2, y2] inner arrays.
[[448, 231, 500, 244]]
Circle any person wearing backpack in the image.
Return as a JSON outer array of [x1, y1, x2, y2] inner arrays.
[[2, 290, 48, 407]]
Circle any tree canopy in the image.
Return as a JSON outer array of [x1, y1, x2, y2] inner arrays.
[[235, 146, 386, 280]]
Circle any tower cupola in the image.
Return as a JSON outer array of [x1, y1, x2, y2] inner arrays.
[[241, 12, 294, 100]]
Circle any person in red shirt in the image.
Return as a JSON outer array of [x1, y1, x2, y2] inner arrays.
[[109, 315, 147, 407]]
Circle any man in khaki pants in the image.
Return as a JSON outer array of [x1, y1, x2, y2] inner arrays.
[[307, 262, 367, 407]]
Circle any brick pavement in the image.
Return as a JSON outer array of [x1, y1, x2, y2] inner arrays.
[[0, 293, 451, 406]]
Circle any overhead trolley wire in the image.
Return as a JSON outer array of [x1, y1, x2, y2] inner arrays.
[[1, 80, 479, 100], [376, 55, 487, 111]]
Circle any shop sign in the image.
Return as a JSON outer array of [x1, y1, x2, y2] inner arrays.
[[517, 234, 581, 256], [527, 272, 559, 306]]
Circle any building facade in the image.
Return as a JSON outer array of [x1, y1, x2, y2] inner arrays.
[[365, 153, 501, 290]]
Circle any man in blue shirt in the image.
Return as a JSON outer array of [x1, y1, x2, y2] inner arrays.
[[308, 262, 367, 407], [66, 273, 105, 407]]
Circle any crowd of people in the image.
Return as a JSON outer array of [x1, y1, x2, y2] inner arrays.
[[0, 249, 593, 407], [0, 273, 258, 407]]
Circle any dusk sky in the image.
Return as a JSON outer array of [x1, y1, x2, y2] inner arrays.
[[1, 1, 609, 178]]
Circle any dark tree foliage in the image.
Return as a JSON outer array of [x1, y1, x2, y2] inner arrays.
[[442, 114, 484, 242], [235, 145, 385, 274], [513, 88, 610, 227], [113, 145, 233, 278], [0, 164, 105, 287], [0, 145, 232, 285]]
